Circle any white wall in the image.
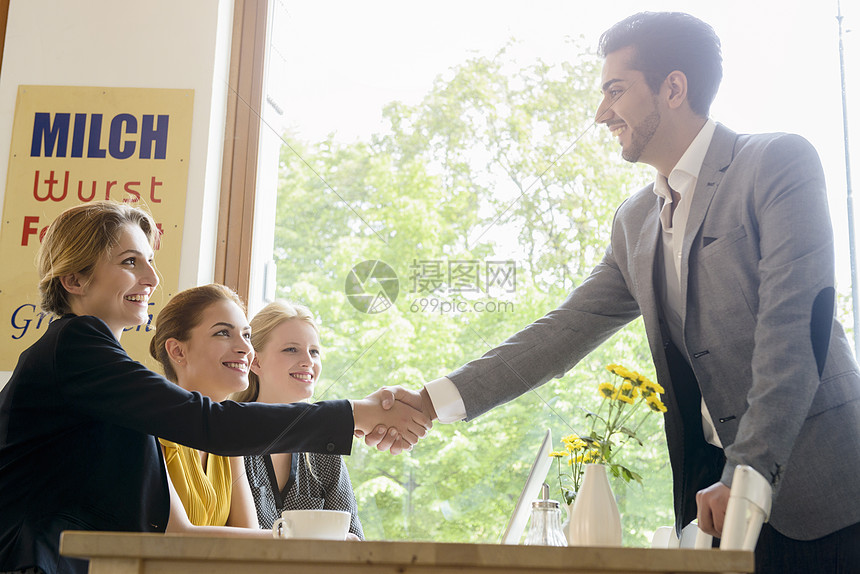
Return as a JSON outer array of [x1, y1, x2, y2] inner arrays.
[[0, 0, 234, 387]]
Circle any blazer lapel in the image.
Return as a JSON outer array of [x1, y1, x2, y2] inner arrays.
[[634, 189, 664, 334], [678, 124, 738, 313]]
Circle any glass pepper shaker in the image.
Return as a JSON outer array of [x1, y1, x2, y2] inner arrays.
[[524, 483, 567, 546]]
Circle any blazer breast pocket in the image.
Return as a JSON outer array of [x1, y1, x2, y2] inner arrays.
[[700, 225, 748, 258], [696, 224, 759, 318]]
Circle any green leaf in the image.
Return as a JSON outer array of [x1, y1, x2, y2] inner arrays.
[[619, 426, 644, 446]]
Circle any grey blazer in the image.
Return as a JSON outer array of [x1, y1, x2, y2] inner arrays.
[[447, 123, 860, 541]]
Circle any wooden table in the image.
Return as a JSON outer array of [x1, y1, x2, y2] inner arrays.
[[60, 531, 754, 574]]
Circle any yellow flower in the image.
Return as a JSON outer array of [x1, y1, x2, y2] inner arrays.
[[549, 450, 567, 458], [614, 390, 635, 405], [646, 395, 668, 413], [578, 449, 601, 464], [598, 382, 615, 398], [563, 436, 587, 451], [561, 433, 580, 443], [620, 380, 639, 399], [606, 364, 634, 379], [640, 379, 665, 397]]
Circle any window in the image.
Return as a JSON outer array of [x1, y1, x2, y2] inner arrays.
[[239, 0, 859, 544]]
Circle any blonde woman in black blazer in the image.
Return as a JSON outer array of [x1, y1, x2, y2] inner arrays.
[[0, 201, 429, 574]]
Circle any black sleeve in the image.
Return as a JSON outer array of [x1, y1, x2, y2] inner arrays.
[[53, 316, 353, 456]]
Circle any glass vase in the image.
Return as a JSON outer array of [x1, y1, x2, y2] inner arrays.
[[561, 502, 574, 545]]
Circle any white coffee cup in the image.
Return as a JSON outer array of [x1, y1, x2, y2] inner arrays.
[[272, 509, 351, 540]]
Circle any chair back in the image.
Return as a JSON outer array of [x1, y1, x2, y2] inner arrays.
[[651, 522, 704, 548], [694, 465, 772, 551]]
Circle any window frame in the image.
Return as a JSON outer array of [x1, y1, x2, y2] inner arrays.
[[216, 0, 269, 302], [0, 0, 9, 79]]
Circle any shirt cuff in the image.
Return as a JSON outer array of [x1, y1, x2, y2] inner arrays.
[[425, 376, 466, 423]]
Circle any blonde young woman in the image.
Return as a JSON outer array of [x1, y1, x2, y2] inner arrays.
[[232, 302, 364, 539]]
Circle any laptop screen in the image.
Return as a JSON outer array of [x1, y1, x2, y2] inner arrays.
[[499, 429, 553, 544]]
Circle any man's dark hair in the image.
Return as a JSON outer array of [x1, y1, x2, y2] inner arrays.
[[598, 12, 722, 116]]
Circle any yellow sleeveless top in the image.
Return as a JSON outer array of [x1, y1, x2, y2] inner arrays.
[[159, 438, 232, 526]]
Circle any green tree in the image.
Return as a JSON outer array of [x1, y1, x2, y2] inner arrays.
[[270, 41, 668, 545]]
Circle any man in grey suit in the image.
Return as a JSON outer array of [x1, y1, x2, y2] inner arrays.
[[369, 11, 860, 573]]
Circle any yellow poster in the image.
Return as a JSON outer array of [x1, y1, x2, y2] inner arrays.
[[0, 86, 193, 370]]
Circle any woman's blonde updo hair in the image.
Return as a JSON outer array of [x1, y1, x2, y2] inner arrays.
[[231, 300, 318, 403], [149, 284, 245, 382], [38, 201, 158, 315]]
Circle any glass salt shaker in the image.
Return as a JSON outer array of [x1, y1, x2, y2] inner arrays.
[[524, 483, 567, 546]]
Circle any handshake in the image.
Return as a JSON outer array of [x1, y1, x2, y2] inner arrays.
[[351, 386, 438, 454]]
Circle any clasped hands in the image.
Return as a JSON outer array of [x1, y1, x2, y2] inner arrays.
[[352, 386, 437, 454]]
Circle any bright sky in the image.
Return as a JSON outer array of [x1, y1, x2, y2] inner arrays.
[[268, 0, 860, 288]]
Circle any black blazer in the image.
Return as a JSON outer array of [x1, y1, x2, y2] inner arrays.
[[0, 315, 353, 574]]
